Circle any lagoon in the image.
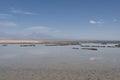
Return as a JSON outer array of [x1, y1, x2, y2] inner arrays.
[[0, 44, 120, 80]]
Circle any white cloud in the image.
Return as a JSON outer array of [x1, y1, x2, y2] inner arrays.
[[0, 21, 16, 27], [89, 20, 96, 24], [27, 26, 50, 33], [22, 26, 62, 38], [11, 8, 35, 15], [26, 26, 62, 35], [53, 30, 61, 33], [113, 19, 118, 22], [0, 13, 12, 19], [89, 20, 103, 24]]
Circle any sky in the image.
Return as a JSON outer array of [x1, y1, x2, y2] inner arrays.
[[0, 0, 120, 40]]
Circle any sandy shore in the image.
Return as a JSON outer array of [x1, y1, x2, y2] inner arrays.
[[0, 40, 45, 44], [0, 66, 120, 80], [0, 39, 120, 44]]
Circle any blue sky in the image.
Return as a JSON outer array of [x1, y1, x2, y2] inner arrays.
[[0, 0, 120, 40]]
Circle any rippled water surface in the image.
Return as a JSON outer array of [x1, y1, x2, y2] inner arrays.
[[0, 44, 120, 80]]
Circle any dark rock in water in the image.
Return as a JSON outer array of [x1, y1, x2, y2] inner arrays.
[[2, 44, 8, 46], [101, 42, 107, 45], [115, 44, 120, 47], [45, 44, 57, 46], [81, 48, 98, 51], [20, 44, 35, 47], [107, 46, 115, 48], [72, 47, 79, 49]]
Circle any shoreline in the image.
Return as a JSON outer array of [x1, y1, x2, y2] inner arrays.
[[0, 40, 120, 44]]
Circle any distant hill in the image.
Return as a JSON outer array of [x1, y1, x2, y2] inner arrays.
[[0, 32, 56, 40]]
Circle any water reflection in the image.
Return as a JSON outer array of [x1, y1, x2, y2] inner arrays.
[[0, 54, 16, 59], [0, 44, 120, 80], [0, 44, 120, 67]]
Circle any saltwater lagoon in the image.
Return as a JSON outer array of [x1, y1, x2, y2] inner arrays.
[[0, 44, 120, 80]]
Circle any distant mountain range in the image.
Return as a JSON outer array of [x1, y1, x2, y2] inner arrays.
[[0, 32, 56, 40]]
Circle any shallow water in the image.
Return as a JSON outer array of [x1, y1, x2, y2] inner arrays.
[[0, 44, 120, 80]]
